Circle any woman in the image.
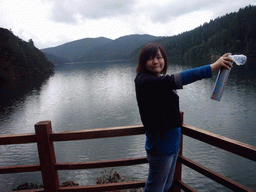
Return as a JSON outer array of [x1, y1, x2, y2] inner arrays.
[[134, 42, 233, 192]]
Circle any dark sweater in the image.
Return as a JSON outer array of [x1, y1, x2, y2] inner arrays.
[[135, 72, 183, 133], [135, 65, 212, 155]]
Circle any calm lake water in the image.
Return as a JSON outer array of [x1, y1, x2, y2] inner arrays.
[[0, 58, 255, 191]]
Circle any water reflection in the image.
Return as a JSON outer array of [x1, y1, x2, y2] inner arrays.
[[0, 74, 52, 117]]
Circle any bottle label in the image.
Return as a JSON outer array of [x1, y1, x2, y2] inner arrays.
[[211, 68, 230, 101]]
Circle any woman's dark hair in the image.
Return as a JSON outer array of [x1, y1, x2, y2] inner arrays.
[[136, 42, 168, 75]]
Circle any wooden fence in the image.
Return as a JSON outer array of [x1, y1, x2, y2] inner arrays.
[[0, 112, 255, 192]]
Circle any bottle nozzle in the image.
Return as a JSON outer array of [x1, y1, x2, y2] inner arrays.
[[228, 54, 247, 66]]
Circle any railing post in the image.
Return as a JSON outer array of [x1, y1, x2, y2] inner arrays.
[[170, 112, 184, 192], [35, 121, 59, 192]]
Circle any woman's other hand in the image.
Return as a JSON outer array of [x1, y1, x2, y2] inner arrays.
[[210, 53, 234, 71]]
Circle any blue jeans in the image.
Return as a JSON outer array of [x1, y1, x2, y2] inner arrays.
[[144, 150, 179, 192]]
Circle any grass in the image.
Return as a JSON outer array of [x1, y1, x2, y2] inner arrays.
[[96, 169, 143, 192], [12, 169, 143, 191]]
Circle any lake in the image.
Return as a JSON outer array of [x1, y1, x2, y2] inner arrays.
[[0, 58, 255, 191]]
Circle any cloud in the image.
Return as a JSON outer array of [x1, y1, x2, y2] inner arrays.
[[135, 0, 253, 24], [47, 0, 136, 23], [1, 0, 254, 49]]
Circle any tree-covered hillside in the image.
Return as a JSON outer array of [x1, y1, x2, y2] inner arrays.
[[131, 5, 256, 61], [0, 28, 54, 84]]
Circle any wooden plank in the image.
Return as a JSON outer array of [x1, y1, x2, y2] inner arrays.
[[51, 125, 145, 142], [9, 189, 44, 192], [0, 133, 36, 145], [35, 121, 59, 192], [55, 156, 148, 170], [0, 164, 40, 174], [174, 180, 198, 192], [171, 112, 184, 192], [179, 155, 255, 192], [57, 180, 146, 192], [182, 124, 256, 162]]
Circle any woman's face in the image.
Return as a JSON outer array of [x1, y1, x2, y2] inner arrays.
[[145, 49, 165, 77]]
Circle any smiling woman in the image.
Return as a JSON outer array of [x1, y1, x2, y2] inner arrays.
[[145, 50, 165, 77], [134, 42, 234, 192], [136, 43, 168, 76]]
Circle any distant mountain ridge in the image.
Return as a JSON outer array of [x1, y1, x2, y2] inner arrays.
[[76, 34, 162, 62], [41, 34, 162, 63], [41, 37, 112, 62]]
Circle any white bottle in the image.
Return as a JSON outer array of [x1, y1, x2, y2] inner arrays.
[[211, 54, 247, 101]]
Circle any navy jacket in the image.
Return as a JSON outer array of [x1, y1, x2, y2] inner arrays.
[[135, 65, 212, 134], [135, 72, 183, 133]]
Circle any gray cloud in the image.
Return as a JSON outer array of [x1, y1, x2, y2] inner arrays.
[[144, 0, 252, 24], [47, 0, 136, 23], [46, 0, 253, 25]]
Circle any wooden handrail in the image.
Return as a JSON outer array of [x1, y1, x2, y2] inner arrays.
[[173, 180, 198, 192], [0, 164, 40, 174], [50, 125, 145, 142], [0, 133, 36, 145], [182, 124, 256, 162], [0, 113, 255, 192], [57, 180, 146, 192], [179, 155, 255, 192], [55, 156, 148, 170]]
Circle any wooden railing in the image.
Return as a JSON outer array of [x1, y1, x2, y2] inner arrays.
[[0, 112, 255, 192]]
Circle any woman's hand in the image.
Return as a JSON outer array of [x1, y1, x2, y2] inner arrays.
[[210, 53, 234, 71]]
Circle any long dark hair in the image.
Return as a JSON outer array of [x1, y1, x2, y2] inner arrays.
[[136, 42, 168, 75]]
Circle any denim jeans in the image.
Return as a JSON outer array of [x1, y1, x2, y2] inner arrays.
[[144, 150, 179, 192]]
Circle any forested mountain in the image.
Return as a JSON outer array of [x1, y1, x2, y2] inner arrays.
[[42, 34, 161, 63], [0, 28, 54, 84], [75, 34, 162, 62], [131, 5, 256, 61], [43, 52, 70, 65], [41, 37, 112, 62]]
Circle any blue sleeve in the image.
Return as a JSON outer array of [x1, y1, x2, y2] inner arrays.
[[180, 65, 212, 85]]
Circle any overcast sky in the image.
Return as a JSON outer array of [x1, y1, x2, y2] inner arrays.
[[1, 0, 255, 49]]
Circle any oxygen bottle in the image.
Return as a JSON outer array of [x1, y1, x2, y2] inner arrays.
[[211, 54, 247, 101]]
